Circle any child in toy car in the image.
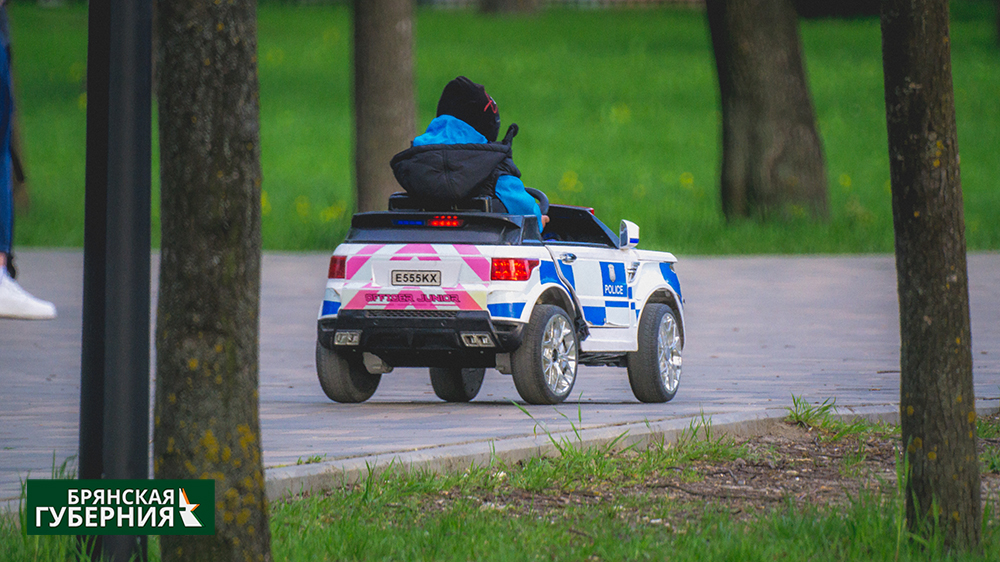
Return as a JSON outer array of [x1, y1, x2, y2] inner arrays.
[[390, 76, 547, 230]]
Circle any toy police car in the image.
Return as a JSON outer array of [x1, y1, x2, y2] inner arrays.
[[316, 190, 684, 405]]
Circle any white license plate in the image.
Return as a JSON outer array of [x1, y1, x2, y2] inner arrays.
[[391, 270, 441, 286]]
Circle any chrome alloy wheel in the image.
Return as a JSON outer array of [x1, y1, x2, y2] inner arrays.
[[658, 312, 682, 393], [540, 313, 578, 395]]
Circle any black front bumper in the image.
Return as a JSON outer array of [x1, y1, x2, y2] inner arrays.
[[317, 309, 524, 368]]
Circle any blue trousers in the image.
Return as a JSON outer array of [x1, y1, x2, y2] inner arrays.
[[0, 151, 10, 255]]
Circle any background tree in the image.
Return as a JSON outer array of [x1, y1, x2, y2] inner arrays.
[[354, 0, 416, 213], [881, 0, 980, 548], [792, 0, 879, 18], [705, 0, 829, 221], [154, 0, 273, 560]]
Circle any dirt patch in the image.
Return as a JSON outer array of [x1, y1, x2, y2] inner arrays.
[[465, 413, 1000, 522], [645, 423, 901, 508]]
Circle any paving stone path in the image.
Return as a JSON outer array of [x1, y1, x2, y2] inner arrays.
[[2, 250, 998, 503]]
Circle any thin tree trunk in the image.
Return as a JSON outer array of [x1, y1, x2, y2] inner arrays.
[[154, 0, 272, 559], [706, 0, 828, 221], [881, 0, 980, 549], [354, 0, 416, 213]]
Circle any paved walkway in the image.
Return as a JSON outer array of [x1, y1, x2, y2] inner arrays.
[[2, 250, 998, 503]]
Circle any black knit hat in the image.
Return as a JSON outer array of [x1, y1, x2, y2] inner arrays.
[[436, 76, 501, 142]]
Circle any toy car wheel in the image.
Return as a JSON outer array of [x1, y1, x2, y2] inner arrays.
[[429, 367, 486, 402], [512, 305, 578, 405], [627, 304, 682, 403], [315, 341, 380, 403]]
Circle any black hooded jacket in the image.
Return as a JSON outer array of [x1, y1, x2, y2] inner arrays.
[[390, 123, 520, 207]]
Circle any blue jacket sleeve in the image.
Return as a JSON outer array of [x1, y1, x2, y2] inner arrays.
[[495, 175, 543, 231]]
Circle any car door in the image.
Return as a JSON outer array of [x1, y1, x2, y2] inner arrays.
[[553, 245, 636, 351]]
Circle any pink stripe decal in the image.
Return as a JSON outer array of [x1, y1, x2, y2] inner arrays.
[[343, 289, 483, 311], [391, 244, 438, 259], [346, 244, 385, 279], [454, 245, 490, 281]]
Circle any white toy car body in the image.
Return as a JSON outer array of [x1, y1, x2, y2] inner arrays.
[[317, 195, 684, 405]]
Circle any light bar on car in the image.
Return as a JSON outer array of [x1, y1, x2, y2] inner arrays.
[[490, 258, 539, 281], [428, 215, 464, 228], [328, 255, 346, 279]]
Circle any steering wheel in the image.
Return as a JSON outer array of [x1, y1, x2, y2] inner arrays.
[[524, 187, 549, 215]]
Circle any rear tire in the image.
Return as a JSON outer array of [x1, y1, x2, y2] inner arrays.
[[627, 304, 682, 403], [429, 367, 486, 402], [315, 341, 380, 403], [512, 305, 578, 405]]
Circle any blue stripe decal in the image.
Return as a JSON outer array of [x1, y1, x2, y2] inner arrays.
[[488, 302, 525, 319], [321, 301, 341, 316], [583, 306, 605, 326], [659, 263, 683, 302], [539, 261, 562, 287], [605, 300, 629, 308], [540, 260, 574, 289], [558, 261, 576, 288], [629, 238, 639, 245]]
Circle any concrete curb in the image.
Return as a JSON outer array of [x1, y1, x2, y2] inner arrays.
[[266, 403, 998, 502], [264, 408, 781, 500], [3, 404, 996, 515]]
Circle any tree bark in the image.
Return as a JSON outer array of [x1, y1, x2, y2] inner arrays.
[[706, 0, 829, 221], [154, 0, 272, 560], [881, 0, 980, 549], [481, 0, 540, 14], [353, 0, 416, 213]]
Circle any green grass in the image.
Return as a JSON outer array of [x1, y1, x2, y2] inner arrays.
[[5, 414, 1000, 561], [263, 416, 998, 561], [269, 491, 999, 562], [7, 2, 1000, 254]]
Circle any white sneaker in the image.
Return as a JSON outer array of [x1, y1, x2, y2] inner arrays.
[[0, 269, 57, 320]]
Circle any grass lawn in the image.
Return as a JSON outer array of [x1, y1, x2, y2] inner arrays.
[[4, 409, 1000, 561], [6, 2, 1000, 254]]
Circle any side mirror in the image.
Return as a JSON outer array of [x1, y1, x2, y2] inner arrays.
[[619, 220, 639, 249]]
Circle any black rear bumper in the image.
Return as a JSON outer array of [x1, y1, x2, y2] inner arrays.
[[317, 309, 524, 368]]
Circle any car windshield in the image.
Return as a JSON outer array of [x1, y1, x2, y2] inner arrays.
[[541, 205, 618, 248]]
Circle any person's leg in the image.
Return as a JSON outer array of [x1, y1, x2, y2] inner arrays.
[[0, 151, 10, 264], [1, 148, 15, 278], [0, 152, 56, 319]]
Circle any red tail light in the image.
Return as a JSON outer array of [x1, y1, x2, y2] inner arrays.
[[328, 255, 346, 279], [491, 258, 539, 281], [429, 215, 464, 228]]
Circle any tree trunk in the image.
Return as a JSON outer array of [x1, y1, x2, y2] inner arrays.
[[353, 0, 416, 213], [481, 0, 540, 14], [881, 0, 980, 549], [705, 0, 828, 221], [154, 0, 272, 560]]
